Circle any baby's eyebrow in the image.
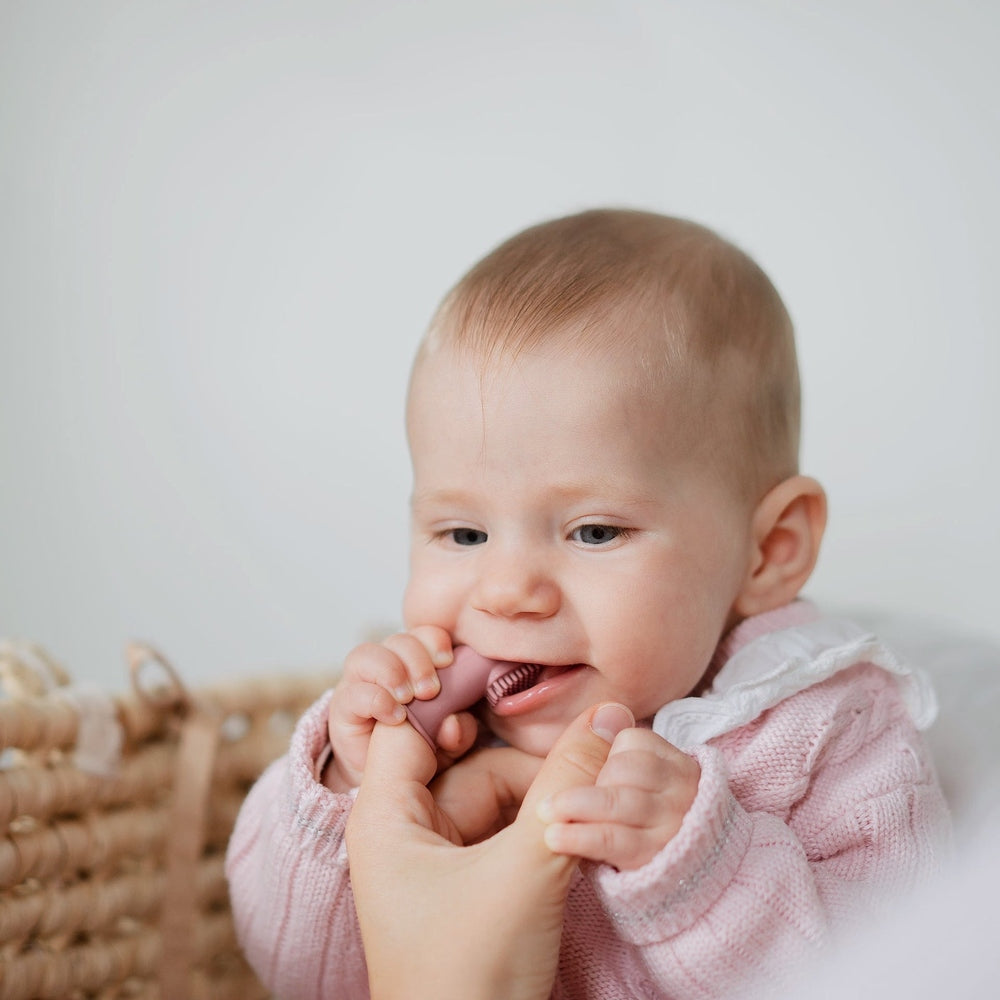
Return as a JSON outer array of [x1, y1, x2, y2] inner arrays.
[[410, 482, 659, 510], [410, 488, 475, 510], [546, 481, 659, 506]]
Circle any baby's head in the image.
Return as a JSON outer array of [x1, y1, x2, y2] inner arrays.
[[404, 209, 826, 755], [417, 208, 801, 504]]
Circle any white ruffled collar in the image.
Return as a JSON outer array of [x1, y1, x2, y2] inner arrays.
[[652, 601, 938, 751]]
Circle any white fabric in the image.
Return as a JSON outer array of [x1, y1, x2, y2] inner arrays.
[[653, 616, 938, 752]]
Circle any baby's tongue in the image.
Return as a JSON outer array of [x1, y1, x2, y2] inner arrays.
[[485, 661, 545, 707]]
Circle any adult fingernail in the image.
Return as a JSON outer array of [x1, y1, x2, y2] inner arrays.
[[590, 703, 634, 743]]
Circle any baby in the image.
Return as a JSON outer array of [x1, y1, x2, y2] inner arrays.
[[226, 209, 950, 999]]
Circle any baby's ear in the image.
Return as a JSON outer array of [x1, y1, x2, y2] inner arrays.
[[734, 476, 827, 618]]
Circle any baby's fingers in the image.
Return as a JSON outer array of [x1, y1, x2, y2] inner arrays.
[[333, 679, 408, 730], [433, 711, 481, 769], [540, 788, 679, 869], [542, 819, 651, 871], [326, 681, 410, 791], [341, 642, 419, 704], [539, 784, 665, 830], [597, 728, 699, 788], [403, 625, 454, 669], [381, 631, 448, 701]]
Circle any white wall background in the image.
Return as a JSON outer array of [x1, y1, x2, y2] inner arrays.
[[2, 0, 997, 689]]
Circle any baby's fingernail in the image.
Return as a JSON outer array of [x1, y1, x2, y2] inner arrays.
[[392, 684, 413, 703], [390, 703, 407, 723], [590, 703, 634, 743], [415, 676, 440, 699], [433, 649, 453, 666]]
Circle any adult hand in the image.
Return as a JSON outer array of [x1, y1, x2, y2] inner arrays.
[[429, 727, 699, 868], [345, 701, 635, 1000]]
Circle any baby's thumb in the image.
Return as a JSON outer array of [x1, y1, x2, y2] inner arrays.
[[517, 703, 634, 852]]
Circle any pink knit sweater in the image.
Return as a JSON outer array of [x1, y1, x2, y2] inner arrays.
[[225, 604, 951, 998]]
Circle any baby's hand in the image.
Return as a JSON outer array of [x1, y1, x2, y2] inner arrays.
[[324, 627, 477, 791], [537, 728, 699, 871]]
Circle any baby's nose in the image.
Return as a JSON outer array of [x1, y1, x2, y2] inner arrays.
[[471, 549, 560, 619]]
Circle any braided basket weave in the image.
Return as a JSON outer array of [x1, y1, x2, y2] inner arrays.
[[0, 640, 330, 1000]]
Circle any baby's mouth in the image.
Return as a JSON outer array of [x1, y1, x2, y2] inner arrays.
[[484, 662, 578, 707]]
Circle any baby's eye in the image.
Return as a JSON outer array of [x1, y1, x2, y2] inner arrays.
[[572, 524, 624, 545], [449, 528, 488, 546]]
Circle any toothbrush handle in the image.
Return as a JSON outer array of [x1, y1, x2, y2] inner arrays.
[[405, 646, 494, 750]]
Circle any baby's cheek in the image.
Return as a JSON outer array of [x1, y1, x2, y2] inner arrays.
[[402, 572, 455, 631], [401, 582, 420, 628], [402, 572, 433, 625]]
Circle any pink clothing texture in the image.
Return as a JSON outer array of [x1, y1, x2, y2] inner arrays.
[[225, 604, 951, 999]]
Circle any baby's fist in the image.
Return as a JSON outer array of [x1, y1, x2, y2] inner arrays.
[[325, 627, 452, 790], [539, 727, 699, 870]]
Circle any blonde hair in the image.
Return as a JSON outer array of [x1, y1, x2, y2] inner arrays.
[[415, 208, 801, 501]]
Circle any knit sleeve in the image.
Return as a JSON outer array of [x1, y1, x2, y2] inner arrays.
[[224, 690, 371, 1000], [585, 664, 951, 999]]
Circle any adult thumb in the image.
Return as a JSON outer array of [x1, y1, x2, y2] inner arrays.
[[363, 713, 440, 793], [515, 703, 635, 859]]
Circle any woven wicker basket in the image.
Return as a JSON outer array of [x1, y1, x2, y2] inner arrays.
[[0, 639, 330, 1000]]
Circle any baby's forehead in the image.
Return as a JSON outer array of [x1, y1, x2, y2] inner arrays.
[[418, 298, 690, 384], [405, 327, 766, 513], [408, 331, 708, 461]]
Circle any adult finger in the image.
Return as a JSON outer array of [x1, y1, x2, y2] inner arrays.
[[516, 703, 634, 862], [361, 712, 441, 792]]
